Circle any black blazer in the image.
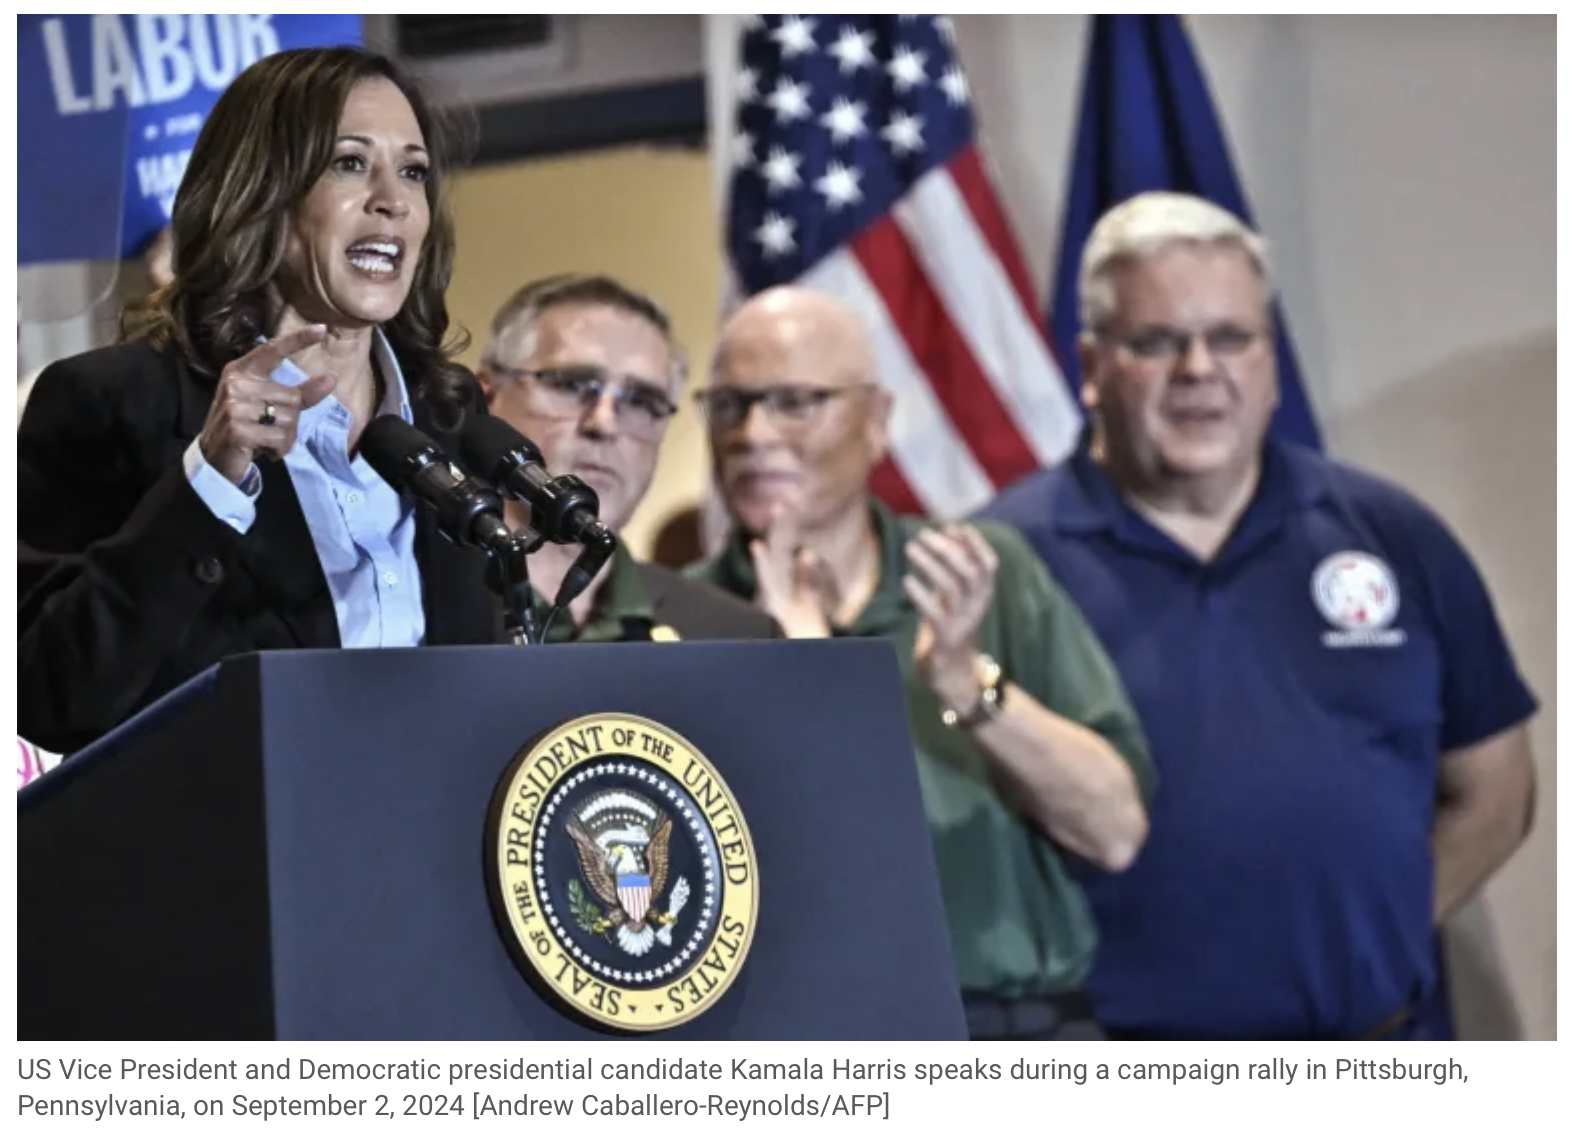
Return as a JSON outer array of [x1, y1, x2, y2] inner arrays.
[[18, 338, 502, 754]]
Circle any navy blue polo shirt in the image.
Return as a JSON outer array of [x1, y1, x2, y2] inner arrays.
[[977, 436, 1538, 1039]]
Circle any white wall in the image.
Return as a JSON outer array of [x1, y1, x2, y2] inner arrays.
[[709, 13, 1557, 1038]]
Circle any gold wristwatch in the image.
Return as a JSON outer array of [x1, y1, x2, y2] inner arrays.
[[940, 653, 1007, 729]]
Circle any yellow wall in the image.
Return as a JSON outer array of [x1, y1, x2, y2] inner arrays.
[[446, 144, 719, 560]]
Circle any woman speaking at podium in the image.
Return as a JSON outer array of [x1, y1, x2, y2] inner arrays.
[[17, 47, 500, 755]]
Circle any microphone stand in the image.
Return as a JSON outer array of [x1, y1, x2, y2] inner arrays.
[[475, 500, 615, 646], [484, 526, 547, 645]]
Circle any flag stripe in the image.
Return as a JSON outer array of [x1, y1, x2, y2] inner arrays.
[[852, 206, 1043, 491], [802, 249, 996, 518], [893, 158, 1085, 468], [948, 148, 1051, 350]]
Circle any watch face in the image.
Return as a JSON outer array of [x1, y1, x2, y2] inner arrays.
[[942, 655, 1007, 728]]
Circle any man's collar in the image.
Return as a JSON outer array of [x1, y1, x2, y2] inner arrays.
[[1054, 424, 1330, 537], [1053, 427, 1122, 533]]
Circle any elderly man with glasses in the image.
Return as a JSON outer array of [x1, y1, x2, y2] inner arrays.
[[477, 274, 779, 644], [685, 284, 1155, 1040]]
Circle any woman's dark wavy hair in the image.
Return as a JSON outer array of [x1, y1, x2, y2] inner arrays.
[[123, 46, 476, 427]]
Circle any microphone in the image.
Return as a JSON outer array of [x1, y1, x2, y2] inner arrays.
[[360, 415, 518, 556], [457, 413, 618, 608], [457, 413, 608, 547], [554, 526, 618, 609]]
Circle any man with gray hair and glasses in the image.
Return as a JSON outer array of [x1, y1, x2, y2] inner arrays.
[[478, 273, 779, 644], [979, 190, 1539, 1040]]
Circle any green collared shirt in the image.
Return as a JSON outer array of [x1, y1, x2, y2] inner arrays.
[[544, 538, 657, 644], [688, 499, 1154, 998]]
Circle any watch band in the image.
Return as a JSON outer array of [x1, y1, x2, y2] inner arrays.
[[940, 654, 1007, 729]]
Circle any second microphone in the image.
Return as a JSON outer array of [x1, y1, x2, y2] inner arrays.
[[457, 412, 617, 555]]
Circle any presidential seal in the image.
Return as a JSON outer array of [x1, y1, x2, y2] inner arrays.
[[485, 713, 759, 1034]]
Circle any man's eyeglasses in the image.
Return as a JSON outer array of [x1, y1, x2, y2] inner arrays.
[[1098, 323, 1267, 363], [693, 383, 874, 431], [484, 363, 678, 438]]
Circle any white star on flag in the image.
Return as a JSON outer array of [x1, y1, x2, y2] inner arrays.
[[820, 97, 868, 145], [828, 25, 877, 74], [753, 211, 796, 257], [771, 15, 817, 57], [813, 160, 863, 210], [766, 76, 812, 123], [888, 46, 929, 93], [881, 111, 926, 156], [941, 64, 970, 105], [761, 146, 803, 193]]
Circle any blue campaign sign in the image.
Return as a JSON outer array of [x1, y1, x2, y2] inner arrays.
[[18, 14, 365, 266]]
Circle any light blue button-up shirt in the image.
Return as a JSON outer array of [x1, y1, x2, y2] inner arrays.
[[182, 328, 427, 648]]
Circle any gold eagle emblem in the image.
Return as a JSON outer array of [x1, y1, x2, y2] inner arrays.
[[564, 796, 689, 957]]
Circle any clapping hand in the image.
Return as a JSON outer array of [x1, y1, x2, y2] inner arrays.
[[906, 524, 998, 711], [748, 491, 834, 639]]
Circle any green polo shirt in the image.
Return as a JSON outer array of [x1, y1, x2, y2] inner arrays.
[[688, 498, 1154, 998], [545, 539, 657, 643]]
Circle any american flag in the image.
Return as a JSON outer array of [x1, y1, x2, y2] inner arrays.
[[723, 14, 1081, 519]]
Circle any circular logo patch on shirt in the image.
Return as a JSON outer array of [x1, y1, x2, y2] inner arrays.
[[1310, 550, 1405, 647], [485, 713, 759, 1034]]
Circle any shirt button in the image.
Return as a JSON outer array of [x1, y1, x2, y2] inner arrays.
[[382, 571, 399, 586], [345, 491, 362, 505], [193, 556, 225, 585]]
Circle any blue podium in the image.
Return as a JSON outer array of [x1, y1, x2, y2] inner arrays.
[[17, 640, 968, 1041]]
